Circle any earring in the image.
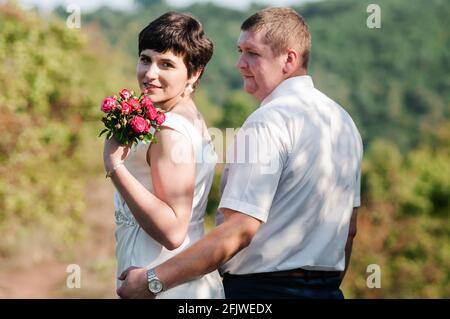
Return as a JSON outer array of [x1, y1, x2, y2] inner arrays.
[[185, 84, 194, 95]]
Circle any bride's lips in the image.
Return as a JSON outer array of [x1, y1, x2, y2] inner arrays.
[[143, 82, 162, 89]]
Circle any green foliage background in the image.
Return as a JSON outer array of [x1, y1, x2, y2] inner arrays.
[[0, 0, 449, 297], [0, 3, 132, 258]]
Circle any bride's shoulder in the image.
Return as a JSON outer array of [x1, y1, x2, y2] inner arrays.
[[166, 109, 195, 123], [164, 106, 208, 143]]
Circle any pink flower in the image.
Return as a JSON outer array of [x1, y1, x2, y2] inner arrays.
[[141, 95, 154, 110], [101, 97, 117, 113], [155, 112, 166, 125], [121, 102, 132, 114], [130, 116, 149, 134], [128, 98, 141, 111], [146, 105, 157, 120], [120, 89, 132, 100]]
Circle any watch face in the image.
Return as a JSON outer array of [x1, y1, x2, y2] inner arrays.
[[149, 279, 163, 293]]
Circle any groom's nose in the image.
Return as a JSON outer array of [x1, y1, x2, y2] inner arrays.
[[236, 55, 247, 70]]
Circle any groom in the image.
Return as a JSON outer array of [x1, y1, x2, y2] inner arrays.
[[117, 7, 363, 299]]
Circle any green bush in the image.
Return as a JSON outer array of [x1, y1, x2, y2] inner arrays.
[[0, 3, 128, 256]]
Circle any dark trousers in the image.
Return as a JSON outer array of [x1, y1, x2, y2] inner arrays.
[[223, 273, 344, 299]]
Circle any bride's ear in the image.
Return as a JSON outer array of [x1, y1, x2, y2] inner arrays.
[[188, 68, 203, 87]]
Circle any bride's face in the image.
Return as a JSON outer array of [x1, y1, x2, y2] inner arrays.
[[137, 49, 190, 109]]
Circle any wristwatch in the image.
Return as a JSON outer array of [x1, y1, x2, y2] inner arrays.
[[147, 268, 164, 296]]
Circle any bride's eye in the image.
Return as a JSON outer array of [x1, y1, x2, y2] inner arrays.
[[161, 62, 173, 68], [140, 56, 150, 64]]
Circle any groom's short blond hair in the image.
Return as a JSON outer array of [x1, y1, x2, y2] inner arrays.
[[241, 7, 311, 69]]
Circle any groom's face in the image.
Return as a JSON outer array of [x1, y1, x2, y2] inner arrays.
[[236, 30, 286, 101]]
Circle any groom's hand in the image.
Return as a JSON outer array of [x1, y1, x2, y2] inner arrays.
[[116, 266, 154, 299]]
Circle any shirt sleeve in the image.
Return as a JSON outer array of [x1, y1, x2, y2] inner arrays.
[[353, 167, 361, 207], [353, 138, 363, 207], [219, 121, 288, 222]]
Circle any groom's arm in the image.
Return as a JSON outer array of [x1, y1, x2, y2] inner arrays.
[[157, 209, 262, 288], [341, 208, 358, 281], [116, 208, 262, 298]]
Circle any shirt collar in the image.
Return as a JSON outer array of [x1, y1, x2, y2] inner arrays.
[[261, 75, 314, 106]]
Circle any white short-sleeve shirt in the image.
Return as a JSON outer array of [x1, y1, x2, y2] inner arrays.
[[217, 75, 363, 273]]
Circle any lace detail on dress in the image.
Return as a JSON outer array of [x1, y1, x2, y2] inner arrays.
[[115, 209, 138, 226]]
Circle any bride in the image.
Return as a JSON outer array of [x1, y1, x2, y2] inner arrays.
[[102, 12, 224, 299]]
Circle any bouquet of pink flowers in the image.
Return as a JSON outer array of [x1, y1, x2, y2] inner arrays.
[[99, 89, 165, 146]]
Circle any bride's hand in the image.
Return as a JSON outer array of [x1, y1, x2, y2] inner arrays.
[[103, 137, 131, 172]]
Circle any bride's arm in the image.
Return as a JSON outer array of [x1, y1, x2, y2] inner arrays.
[[104, 127, 195, 250]]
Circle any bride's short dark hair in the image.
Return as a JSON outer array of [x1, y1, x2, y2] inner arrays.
[[138, 12, 213, 87]]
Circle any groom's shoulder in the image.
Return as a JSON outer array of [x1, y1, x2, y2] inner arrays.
[[250, 93, 311, 125], [243, 101, 291, 129]]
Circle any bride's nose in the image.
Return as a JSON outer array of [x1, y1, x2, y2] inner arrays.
[[144, 63, 159, 80]]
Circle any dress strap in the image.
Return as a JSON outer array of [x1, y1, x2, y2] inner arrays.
[[161, 112, 204, 158]]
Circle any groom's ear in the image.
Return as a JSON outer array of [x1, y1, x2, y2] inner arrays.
[[282, 49, 300, 75]]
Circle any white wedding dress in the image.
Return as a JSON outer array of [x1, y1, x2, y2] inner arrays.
[[114, 112, 224, 298]]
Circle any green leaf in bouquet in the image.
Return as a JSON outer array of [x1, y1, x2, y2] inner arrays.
[[106, 131, 112, 140], [128, 137, 137, 152], [142, 134, 152, 144], [114, 133, 124, 145], [98, 128, 109, 137]]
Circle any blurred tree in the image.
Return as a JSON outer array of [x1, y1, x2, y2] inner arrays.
[[362, 139, 403, 205], [0, 2, 130, 257], [193, 88, 223, 127], [135, 0, 166, 8], [218, 91, 258, 129]]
